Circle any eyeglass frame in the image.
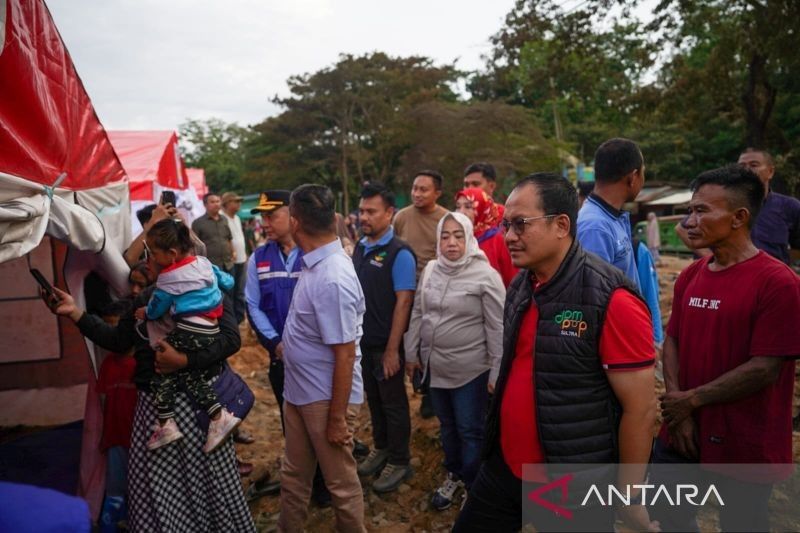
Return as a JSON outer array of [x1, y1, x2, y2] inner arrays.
[[501, 214, 559, 235]]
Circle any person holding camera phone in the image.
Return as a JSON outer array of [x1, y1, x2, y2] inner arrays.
[[38, 269, 254, 532], [123, 192, 206, 268]]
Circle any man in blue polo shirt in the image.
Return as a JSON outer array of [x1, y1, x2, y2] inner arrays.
[[352, 182, 416, 493], [577, 138, 645, 289], [279, 184, 366, 532]]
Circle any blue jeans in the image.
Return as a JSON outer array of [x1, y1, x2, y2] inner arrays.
[[430, 371, 489, 487]]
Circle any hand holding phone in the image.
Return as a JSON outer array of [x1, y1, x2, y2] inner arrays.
[[160, 190, 176, 206], [30, 268, 56, 301]]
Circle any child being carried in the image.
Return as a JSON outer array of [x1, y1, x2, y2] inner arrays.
[[135, 218, 239, 454]]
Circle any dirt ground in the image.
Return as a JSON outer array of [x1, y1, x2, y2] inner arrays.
[[230, 255, 800, 532]]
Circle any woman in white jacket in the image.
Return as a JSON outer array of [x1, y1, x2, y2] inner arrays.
[[404, 211, 505, 511]]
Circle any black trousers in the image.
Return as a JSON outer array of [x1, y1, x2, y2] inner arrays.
[[361, 347, 411, 466], [649, 440, 774, 532], [454, 453, 615, 533]]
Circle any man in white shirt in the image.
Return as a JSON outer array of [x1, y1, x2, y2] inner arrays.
[[221, 192, 247, 324]]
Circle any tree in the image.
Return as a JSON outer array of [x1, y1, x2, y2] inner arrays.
[[647, 0, 800, 148], [470, 0, 656, 162], [245, 52, 458, 213], [179, 118, 252, 194], [398, 101, 559, 203]]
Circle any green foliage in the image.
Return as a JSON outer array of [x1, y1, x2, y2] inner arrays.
[[398, 101, 559, 204], [244, 52, 460, 213], [183, 1, 800, 201], [179, 118, 252, 194], [471, 0, 800, 187]]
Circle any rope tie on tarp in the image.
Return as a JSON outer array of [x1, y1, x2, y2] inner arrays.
[[43, 172, 67, 200]]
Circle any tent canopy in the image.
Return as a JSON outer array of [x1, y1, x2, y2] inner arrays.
[[0, 1, 125, 191], [0, 0, 133, 514], [108, 130, 188, 201], [187, 168, 208, 199]]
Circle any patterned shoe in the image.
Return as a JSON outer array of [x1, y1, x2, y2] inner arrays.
[[203, 409, 241, 454], [146, 419, 183, 451], [430, 472, 464, 511]]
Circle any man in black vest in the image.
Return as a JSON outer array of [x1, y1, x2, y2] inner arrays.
[[454, 173, 658, 532], [352, 183, 416, 493]]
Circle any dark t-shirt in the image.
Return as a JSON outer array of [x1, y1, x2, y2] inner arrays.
[[191, 214, 233, 270], [663, 251, 800, 465], [751, 191, 800, 265]]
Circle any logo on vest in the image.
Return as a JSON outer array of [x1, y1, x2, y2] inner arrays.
[[369, 251, 387, 268], [555, 309, 588, 338], [256, 261, 271, 273]]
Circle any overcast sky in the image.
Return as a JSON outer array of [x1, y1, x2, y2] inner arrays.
[[48, 0, 522, 132]]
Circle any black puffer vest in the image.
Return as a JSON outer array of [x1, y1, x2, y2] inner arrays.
[[484, 240, 645, 464]]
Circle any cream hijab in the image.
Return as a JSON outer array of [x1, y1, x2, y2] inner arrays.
[[434, 211, 487, 275]]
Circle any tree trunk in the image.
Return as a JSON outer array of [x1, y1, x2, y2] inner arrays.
[[742, 53, 777, 148]]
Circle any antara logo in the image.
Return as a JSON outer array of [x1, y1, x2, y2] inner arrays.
[[527, 474, 724, 520], [554, 310, 588, 338]]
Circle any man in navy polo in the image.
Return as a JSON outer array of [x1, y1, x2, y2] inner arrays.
[[738, 147, 800, 266], [352, 182, 416, 493], [577, 138, 645, 289]]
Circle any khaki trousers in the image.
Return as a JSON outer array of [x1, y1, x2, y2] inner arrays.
[[278, 401, 365, 533]]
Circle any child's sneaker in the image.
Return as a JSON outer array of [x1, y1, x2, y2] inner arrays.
[[147, 419, 183, 450], [203, 409, 241, 453]]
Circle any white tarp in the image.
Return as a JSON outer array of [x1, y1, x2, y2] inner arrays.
[[0, 171, 108, 263]]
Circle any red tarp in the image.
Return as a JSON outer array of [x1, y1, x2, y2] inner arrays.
[[108, 130, 189, 201], [187, 168, 208, 198], [0, 0, 126, 189]]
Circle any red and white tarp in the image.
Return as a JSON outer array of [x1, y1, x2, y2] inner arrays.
[[187, 167, 208, 198], [0, 0, 132, 516]]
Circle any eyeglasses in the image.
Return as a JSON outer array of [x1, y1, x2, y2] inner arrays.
[[501, 214, 558, 235]]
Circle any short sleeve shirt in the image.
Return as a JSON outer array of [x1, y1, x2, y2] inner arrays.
[[577, 194, 641, 289], [282, 239, 365, 405], [191, 214, 233, 270], [500, 286, 655, 479], [751, 192, 800, 265], [663, 251, 800, 465]]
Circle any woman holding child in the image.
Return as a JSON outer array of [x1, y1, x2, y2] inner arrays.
[[44, 220, 254, 532]]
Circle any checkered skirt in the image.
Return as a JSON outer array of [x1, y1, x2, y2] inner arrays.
[[128, 390, 255, 532]]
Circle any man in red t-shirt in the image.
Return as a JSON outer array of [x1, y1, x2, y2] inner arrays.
[[655, 165, 800, 532], [454, 173, 658, 533]]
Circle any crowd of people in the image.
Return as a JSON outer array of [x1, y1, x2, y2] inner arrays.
[[39, 138, 800, 532]]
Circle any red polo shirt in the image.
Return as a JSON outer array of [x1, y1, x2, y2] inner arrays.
[[500, 286, 655, 479]]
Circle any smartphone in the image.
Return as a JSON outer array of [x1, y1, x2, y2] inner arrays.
[[160, 190, 176, 206], [30, 268, 56, 300]]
